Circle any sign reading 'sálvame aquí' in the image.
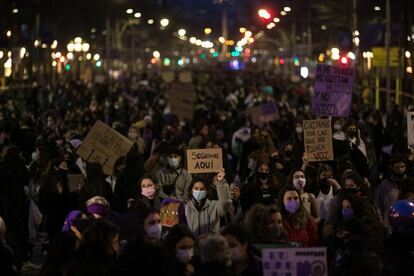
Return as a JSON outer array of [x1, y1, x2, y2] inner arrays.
[[186, 148, 223, 174], [303, 118, 334, 162], [312, 64, 354, 117], [76, 121, 133, 175]]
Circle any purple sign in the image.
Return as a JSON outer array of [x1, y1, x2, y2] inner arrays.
[[311, 65, 354, 117]]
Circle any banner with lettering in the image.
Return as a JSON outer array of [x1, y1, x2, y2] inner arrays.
[[303, 118, 334, 162], [186, 148, 223, 174], [312, 64, 354, 117]]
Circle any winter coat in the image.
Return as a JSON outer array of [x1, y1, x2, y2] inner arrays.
[[156, 167, 192, 201], [184, 179, 231, 236]]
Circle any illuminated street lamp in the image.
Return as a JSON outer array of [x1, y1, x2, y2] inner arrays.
[[160, 18, 169, 27], [178, 29, 186, 37]]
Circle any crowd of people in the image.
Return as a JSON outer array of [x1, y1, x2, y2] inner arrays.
[[0, 69, 413, 276]]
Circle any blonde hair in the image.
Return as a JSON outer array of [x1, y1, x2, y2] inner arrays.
[[85, 196, 110, 208]]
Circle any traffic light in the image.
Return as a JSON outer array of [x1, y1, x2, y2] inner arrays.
[[258, 9, 272, 20]]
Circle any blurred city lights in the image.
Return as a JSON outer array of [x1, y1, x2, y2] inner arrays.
[[189, 37, 197, 44], [126, 9, 133, 14], [134, 12, 141, 18], [6, 30, 11, 37], [178, 29, 186, 37], [152, 51, 160, 58], [160, 18, 169, 27], [258, 9, 271, 20], [148, 19, 154, 24], [239, 27, 246, 33], [204, 28, 212, 34], [374, 6, 381, 11], [406, 51, 411, 58], [300, 67, 309, 78], [283, 7, 291, 12], [93, 53, 100, 61], [67, 53, 74, 60], [12, 9, 19, 14]]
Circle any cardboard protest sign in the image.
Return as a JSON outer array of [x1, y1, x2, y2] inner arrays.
[[162, 71, 175, 83], [186, 148, 223, 174], [67, 174, 86, 193], [312, 64, 354, 117], [75, 121, 133, 175], [303, 118, 334, 162], [262, 247, 327, 276], [249, 103, 280, 126], [170, 82, 195, 120], [407, 112, 414, 149], [179, 71, 192, 83]]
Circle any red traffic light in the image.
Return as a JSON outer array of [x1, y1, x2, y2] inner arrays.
[[258, 9, 272, 20], [340, 56, 348, 65]]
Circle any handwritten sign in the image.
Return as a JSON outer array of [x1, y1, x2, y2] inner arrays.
[[303, 118, 333, 162], [407, 112, 414, 149], [249, 103, 280, 126], [162, 71, 175, 83], [75, 121, 133, 175], [186, 148, 223, 174], [262, 247, 327, 276], [170, 82, 195, 120], [312, 64, 353, 117], [179, 71, 192, 83]]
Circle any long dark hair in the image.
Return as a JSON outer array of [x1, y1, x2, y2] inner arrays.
[[163, 224, 194, 255], [277, 185, 310, 230], [39, 232, 77, 276], [76, 219, 119, 261], [85, 163, 107, 196]]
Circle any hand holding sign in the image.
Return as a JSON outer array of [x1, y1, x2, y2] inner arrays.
[[216, 168, 225, 181]]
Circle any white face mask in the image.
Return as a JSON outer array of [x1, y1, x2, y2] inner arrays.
[[295, 126, 303, 134], [31, 151, 39, 161], [293, 177, 306, 190], [176, 248, 194, 264], [146, 223, 162, 240]]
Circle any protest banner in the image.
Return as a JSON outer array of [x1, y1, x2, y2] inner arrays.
[[75, 121, 133, 175], [311, 64, 354, 117], [186, 148, 223, 174], [262, 247, 327, 276], [179, 71, 192, 83], [170, 82, 195, 120], [249, 103, 280, 126], [67, 174, 86, 193], [303, 118, 333, 162], [407, 112, 414, 149], [162, 71, 175, 83]]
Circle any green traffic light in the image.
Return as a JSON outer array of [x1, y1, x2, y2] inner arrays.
[[65, 64, 71, 71]]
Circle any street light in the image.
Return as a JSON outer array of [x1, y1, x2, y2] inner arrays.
[[283, 7, 291, 12], [126, 9, 133, 14], [258, 9, 271, 20], [153, 51, 160, 58], [160, 18, 169, 27], [134, 12, 141, 18], [12, 9, 19, 14], [178, 29, 186, 37], [204, 28, 212, 34], [6, 30, 11, 37], [67, 42, 75, 52]]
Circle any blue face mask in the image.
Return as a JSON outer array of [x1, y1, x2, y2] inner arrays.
[[168, 158, 180, 169], [192, 190, 207, 202], [342, 208, 354, 219]]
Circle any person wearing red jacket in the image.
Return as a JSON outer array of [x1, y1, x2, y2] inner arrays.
[[277, 186, 319, 246]]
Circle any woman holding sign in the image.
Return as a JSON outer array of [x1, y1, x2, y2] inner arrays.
[[184, 169, 232, 236]]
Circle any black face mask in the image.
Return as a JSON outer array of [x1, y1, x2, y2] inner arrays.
[[344, 188, 358, 194], [257, 172, 269, 181], [319, 178, 331, 193], [347, 130, 357, 138], [284, 151, 293, 158]]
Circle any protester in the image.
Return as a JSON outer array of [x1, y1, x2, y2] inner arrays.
[[162, 224, 195, 276], [184, 169, 232, 236], [0, 216, 18, 276], [277, 185, 319, 246], [221, 224, 262, 276]]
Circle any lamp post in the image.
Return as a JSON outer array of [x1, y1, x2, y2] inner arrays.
[[67, 37, 90, 80]]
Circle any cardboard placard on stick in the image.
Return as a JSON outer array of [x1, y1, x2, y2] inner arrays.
[[407, 112, 414, 149], [249, 103, 279, 126], [262, 247, 327, 276], [186, 148, 223, 174], [170, 82, 195, 120], [311, 64, 354, 117], [75, 121, 133, 175], [303, 118, 334, 162], [179, 71, 192, 83]]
